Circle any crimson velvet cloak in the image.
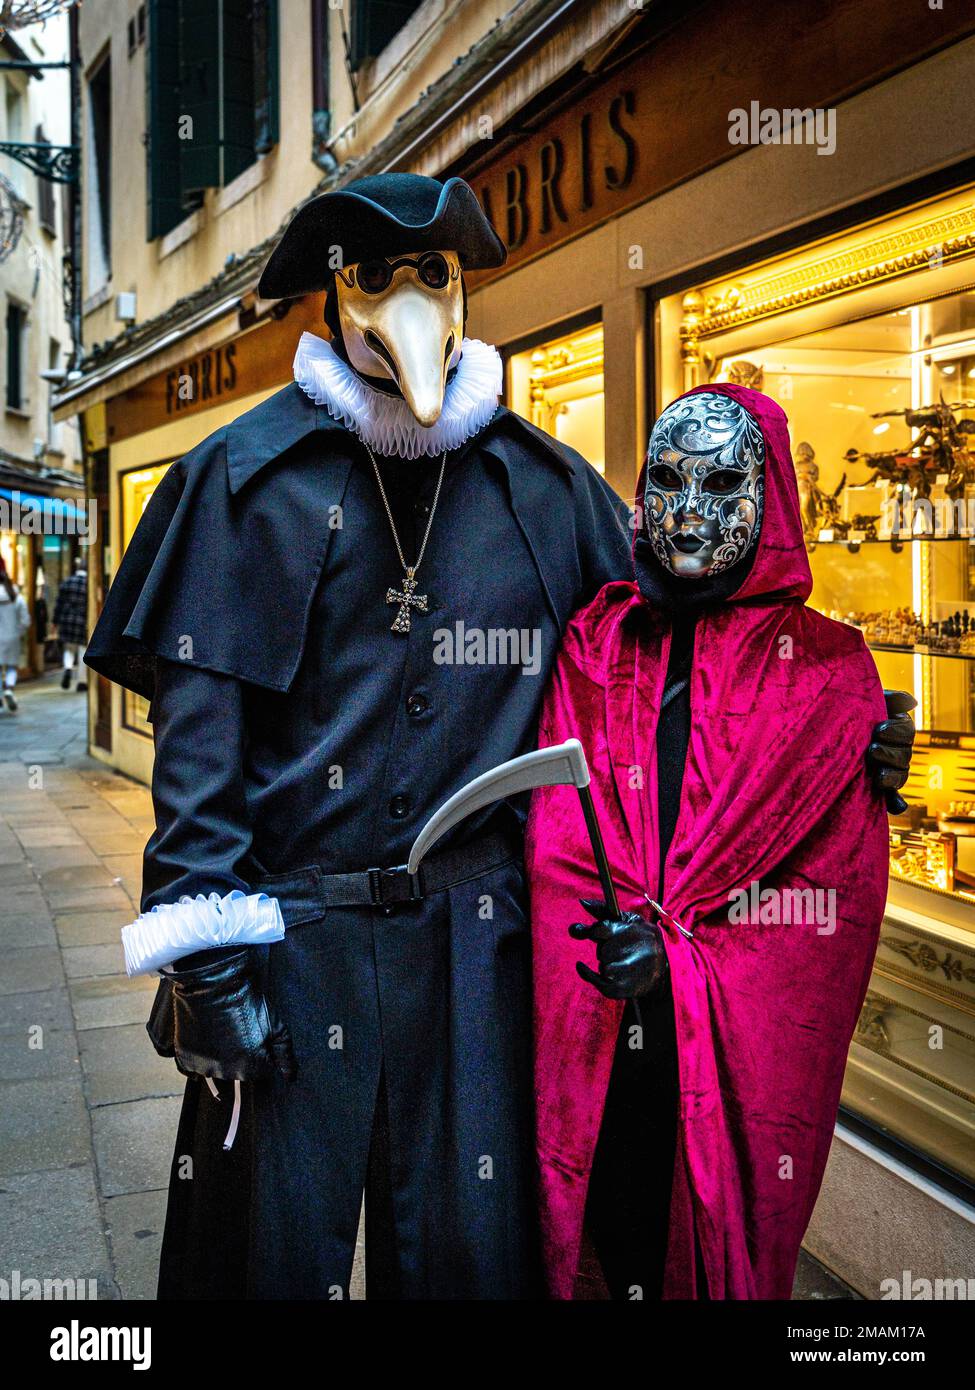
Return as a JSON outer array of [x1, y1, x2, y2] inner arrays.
[[525, 384, 888, 1299]]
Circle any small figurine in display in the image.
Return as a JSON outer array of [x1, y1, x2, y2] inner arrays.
[[793, 439, 847, 547], [845, 396, 975, 503]]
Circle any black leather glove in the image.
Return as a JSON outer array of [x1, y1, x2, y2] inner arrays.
[[569, 898, 669, 1001], [867, 688, 917, 814], [147, 947, 296, 1082]]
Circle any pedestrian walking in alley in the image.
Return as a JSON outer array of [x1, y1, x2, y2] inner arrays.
[[0, 558, 29, 712], [52, 557, 89, 692]]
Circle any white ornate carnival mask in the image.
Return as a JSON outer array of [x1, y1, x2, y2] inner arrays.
[[643, 392, 766, 578]]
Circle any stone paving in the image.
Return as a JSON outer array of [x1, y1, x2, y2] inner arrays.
[[0, 671, 176, 1300], [0, 671, 847, 1301]]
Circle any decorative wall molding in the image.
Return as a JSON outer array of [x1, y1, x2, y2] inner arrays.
[[886, 935, 975, 987], [853, 985, 975, 1107], [877, 916, 975, 1017], [680, 197, 975, 367]]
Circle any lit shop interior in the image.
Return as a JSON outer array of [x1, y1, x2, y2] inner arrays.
[[505, 318, 606, 475], [654, 184, 975, 1188], [118, 462, 170, 732], [503, 185, 975, 1189]]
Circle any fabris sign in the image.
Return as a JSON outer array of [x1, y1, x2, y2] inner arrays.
[[477, 90, 638, 259]]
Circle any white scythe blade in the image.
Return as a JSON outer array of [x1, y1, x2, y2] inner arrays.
[[406, 739, 590, 876]]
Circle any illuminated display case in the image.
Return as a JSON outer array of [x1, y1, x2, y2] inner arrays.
[[506, 318, 606, 473], [663, 186, 975, 1186], [119, 461, 173, 733]]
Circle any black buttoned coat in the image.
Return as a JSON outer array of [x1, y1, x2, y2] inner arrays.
[[86, 382, 632, 1300]]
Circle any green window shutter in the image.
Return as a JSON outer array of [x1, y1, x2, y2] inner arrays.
[[311, 0, 330, 166], [150, 0, 270, 220], [179, 0, 221, 199], [351, 0, 423, 69], [145, 0, 183, 239], [35, 125, 57, 234], [254, 0, 279, 155], [6, 303, 23, 411], [221, 0, 256, 183]]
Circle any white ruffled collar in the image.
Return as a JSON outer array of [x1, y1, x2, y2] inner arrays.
[[293, 332, 502, 459]]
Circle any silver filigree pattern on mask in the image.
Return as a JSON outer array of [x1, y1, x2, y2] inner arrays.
[[643, 392, 766, 578]]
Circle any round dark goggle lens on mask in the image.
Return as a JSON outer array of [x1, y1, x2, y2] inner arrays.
[[354, 252, 451, 295], [356, 260, 394, 294], [417, 252, 450, 289]]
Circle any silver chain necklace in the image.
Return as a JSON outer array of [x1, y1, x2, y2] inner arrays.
[[364, 440, 447, 634]]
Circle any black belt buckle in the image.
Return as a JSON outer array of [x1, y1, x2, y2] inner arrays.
[[367, 864, 422, 907]]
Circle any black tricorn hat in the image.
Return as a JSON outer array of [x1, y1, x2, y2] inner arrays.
[[258, 173, 507, 299]]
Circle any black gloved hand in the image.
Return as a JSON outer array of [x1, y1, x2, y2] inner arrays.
[[867, 688, 917, 814], [147, 947, 296, 1082], [569, 898, 669, 1000]]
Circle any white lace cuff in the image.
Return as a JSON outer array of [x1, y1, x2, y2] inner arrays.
[[121, 890, 286, 977]]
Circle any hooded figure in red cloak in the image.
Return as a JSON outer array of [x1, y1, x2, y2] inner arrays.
[[525, 384, 896, 1300]]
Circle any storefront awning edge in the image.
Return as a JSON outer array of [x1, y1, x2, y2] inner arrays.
[[51, 292, 248, 421]]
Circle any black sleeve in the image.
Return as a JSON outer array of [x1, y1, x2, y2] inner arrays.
[[140, 658, 253, 912], [84, 463, 188, 701], [84, 416, 348, 704], [576, 463, 634, 606]]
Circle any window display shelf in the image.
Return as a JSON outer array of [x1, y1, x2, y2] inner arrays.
[[867, 642, 975, 662], [814, 535, 975, 545]]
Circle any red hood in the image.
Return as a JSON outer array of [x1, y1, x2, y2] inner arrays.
[[635, 382, 812, 604], [530, 380, 885, 1298]]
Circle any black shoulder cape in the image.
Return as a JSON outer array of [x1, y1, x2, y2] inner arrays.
[[86, 382, 632, 700]]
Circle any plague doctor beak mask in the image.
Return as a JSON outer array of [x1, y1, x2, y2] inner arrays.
[[335, 249, 465, 427], [258, 173, 507, 438], [643, 391, 766, 578]]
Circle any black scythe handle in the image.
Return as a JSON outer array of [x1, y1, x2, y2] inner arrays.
[[576, 783, 621, 920], [575, 783, 644, 1029]]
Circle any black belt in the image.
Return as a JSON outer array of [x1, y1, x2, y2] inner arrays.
[[252, 828, 521, 923]]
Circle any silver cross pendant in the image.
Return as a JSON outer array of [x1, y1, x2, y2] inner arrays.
[[386, 569, 428, 634]]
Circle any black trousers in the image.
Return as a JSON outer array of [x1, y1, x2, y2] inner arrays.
[[585, 979, 680, 1301], [157, 855, 539, 1300]]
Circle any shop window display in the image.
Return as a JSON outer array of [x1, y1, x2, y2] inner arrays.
[[665, 187, 975, 1186], [119, 462, 172, 732], [709, 300, 975, 907], [506, 322, 605, 473]]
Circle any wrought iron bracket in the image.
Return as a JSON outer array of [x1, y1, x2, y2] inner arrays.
[[0, 140, 79, 183]]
